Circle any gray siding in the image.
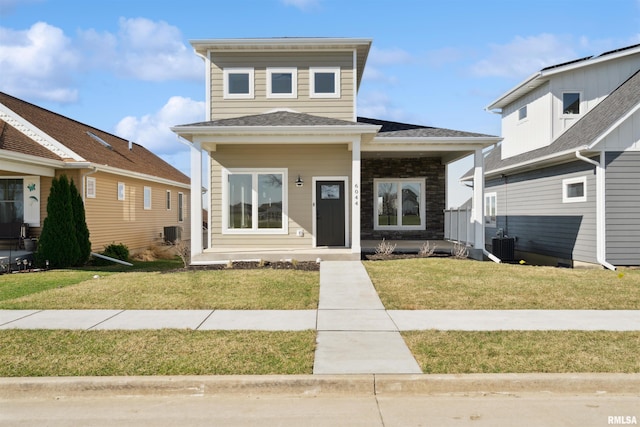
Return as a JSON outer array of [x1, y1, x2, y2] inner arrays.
[[485, 160, 598, 264], [605, 151, 640, 265]]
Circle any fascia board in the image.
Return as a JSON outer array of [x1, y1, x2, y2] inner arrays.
[[91, 163, 190, 189], [368, 136, 501, 148], [0, 104, 84, 161], [485, 72, 541, 111], [484, 147, 589, 178]]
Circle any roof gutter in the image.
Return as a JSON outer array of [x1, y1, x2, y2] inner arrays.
[[575, 150, 616, 271]]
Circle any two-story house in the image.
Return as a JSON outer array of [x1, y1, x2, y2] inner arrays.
[[468, 44, 640, 268], [172, 38, 500, 263]]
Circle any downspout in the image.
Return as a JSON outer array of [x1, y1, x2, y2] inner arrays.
[[81, 166, 98, 204], [575, 150, 616, 271]]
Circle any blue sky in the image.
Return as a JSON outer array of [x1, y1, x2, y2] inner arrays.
[[1, 0, 639, 207]]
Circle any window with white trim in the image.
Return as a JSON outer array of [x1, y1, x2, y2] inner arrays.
[[485, 192, 497, 227], [117, 182, 125, 201], [562, 92, 581, 115], [86, 177, 96, 199], [166, 190, 171, 210], [374, 178, 425, 230], [223, 67, 254, 99], [223, 169, 287, 234], [267, 67, 297, 98], [563, 176, 586, 203], [310, 67, 340, 98], [178, 192, 184, 222], [144, 186, 152, 210]]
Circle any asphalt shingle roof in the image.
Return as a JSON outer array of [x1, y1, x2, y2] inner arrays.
[[357, 117, 497, 138], [0, 92, 189, 185], [177, 111, 370, 128]]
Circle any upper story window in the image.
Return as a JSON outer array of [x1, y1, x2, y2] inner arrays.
[[562, 92, 581, 115], [518, 105, 527, 121], [223, 68, 254, 99], [310, 67, 340, 98], [267, 67, 297, 98], [86, 177, 96, 199]]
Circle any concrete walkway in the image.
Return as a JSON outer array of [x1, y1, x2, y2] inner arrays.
[[314, 261, 422, 374]]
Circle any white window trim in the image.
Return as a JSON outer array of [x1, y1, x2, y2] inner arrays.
[[222, 168, 288, 235], [178, 192, 184, 223], [562, 176, 587, 203], [267, 67, 297, 99], [484, 192, 497, 227], [561, 91, 582, 117], [117, 182, 125, 201], [309, 66, 340, 98], [223, 67, 254, 99], [86, 177, 96, 199], [166, 190, 171, 210], [144, 186, 152, 210], [373, 178, 426, 231]]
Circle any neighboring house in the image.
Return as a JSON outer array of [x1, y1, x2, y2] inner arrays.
[[0, 92, 191, 253], [464, 44, 640, 268], [172, 38, 500, 262]]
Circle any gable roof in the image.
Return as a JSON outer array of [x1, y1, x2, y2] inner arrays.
[[464, 69, 640, 179], [357, 117, 496, 138], [0, 92, 189, 185], [487, 44, 640, 111]]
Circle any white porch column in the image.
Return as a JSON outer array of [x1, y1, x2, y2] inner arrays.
[[190, 141, 203, 260], [351, 138, 361, 254], [472, 148, 485, 250]]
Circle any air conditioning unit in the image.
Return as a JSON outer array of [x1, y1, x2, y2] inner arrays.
[[164, 226, 181, 244], [492, 237, 515, 262]]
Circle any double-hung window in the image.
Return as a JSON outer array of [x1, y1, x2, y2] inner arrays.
[[562, 92, 581, 115], [143, 186, 152, 210], [309, 67, 340, 98], [223, 68, 254, 99], [0, 178, 23, 224], [86, 177, 96, 198], [484, 192, 497, 227], [178, 192, 184, 222], [374, 178, 425, 230], [267, 67, 297, 98], [117, 182, 125, 201], [223, 169, 287, 234]]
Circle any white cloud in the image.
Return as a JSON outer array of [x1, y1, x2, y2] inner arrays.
[[471, 33, 578, 78], [280, 0, 320, 11], [115, 96, 205, 161], [357, 91, 407, 121], [0, 22, 81, 102], [79, 17, 203, 81]]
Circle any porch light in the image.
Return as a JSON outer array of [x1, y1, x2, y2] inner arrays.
[[295, 175, 304, 187]]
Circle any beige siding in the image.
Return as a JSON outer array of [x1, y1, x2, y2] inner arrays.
[[210, 51, 355, 121], [210, 144, 351, 248]]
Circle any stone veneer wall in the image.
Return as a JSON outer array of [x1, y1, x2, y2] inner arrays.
[[361, 157, 445, 241]]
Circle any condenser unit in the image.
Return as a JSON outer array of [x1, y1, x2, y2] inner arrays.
[[164, 226, 181, 244], [492, 237, 515, 262]]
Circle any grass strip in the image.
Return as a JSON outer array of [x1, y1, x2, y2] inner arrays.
[[0, 269, 319, 310], [0, 329, 315, 376], [365, 258, 640, 309], [403, 330, 640, 374]]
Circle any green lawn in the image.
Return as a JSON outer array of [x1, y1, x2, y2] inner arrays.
[[0, 267, 319, 310], [364, 258, 640, 309], [0, 329, 315, 376]]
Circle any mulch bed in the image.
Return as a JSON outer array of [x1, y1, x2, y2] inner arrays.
[[184, 260, 320, 272]]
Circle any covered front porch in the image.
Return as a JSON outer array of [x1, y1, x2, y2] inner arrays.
[[191, 240, 458, 263]]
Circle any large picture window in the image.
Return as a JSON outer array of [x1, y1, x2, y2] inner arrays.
[[224, 169, 287, 234], [374, 178, 425, 230]]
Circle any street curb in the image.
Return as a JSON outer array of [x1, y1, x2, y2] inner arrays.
[[1, 373, 639, 399]]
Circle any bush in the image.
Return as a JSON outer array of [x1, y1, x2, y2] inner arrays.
[[93, 242, 130, 266], [103, 243, 130, 261]]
